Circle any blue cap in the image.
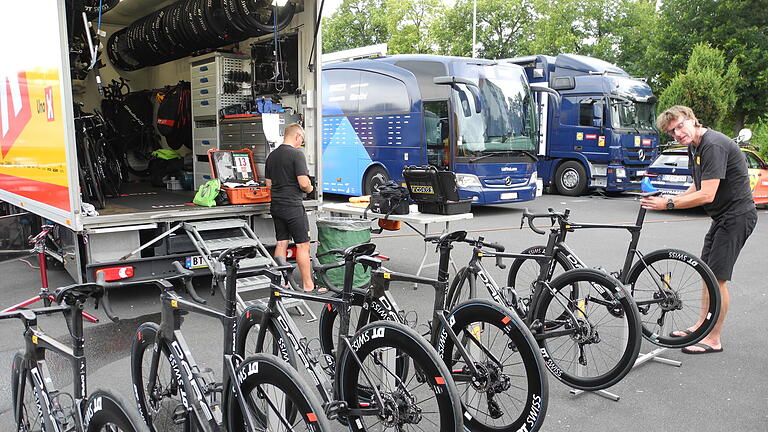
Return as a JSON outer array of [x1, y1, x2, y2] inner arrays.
[[641, 176, 657, 193]]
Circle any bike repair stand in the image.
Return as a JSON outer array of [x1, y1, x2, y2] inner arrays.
[[569, 348, 682, 401], [1, 225, 99, 323]]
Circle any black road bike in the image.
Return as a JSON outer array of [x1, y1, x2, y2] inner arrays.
[[235, 243, 464, 432], [313, 233, 549, 432], [506, 202, 720, 349], [3, 282, 145, 431], [448, 224, 643, 391], [125, 257, 330, 432]]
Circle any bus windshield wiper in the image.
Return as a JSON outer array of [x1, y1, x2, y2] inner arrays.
[[469, 150, 538, 163], [469, 152, 507, 163]]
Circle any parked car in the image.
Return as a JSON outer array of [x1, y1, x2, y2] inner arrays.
[[645, 145, 768, 206]]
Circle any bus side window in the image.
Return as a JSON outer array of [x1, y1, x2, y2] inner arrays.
[[424, 100, 450, 168]]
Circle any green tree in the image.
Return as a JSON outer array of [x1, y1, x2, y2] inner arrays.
[[322, 0, 389, 54], [653, 0, 768, 131], [432, 0, 535, 59], [385, 0, 440, 54], [657, 43, 740, 133]]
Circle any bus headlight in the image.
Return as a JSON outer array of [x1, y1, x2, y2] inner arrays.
[[456, 174, 482, 188], [616, 168, 627, 178]]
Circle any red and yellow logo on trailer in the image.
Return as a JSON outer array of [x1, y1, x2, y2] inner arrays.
[[0, 69, 70, 211]]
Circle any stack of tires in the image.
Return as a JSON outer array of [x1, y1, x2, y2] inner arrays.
[[107, 0, 295, 71]]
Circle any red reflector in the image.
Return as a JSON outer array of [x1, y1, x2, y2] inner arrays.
[[376, 255, 390, 260], [307, 412, 317, 422], [435, 376, 445, 385], [246, 310, 250, 319], [501, 316, 511, 325], [327, 304, 332, 311], [96, 266, 134, 282], [137, 332, 142, 341], [453, 369, 463, 373], [360, 402, 370, 407]]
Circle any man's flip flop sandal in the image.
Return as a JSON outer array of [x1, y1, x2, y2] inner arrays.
[[304, 286, 328, 294], [681, 343, 723, 355], [668, 329, 693, 338]]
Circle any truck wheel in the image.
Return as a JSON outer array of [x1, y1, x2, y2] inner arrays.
[[363, 166, 389, 195], [555, 161, 588, 196]]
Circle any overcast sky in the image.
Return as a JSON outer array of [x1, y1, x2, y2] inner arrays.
[[321, 0, 343, 17]]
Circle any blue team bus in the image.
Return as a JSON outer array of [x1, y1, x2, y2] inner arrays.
[[321, 55, 540, 205]]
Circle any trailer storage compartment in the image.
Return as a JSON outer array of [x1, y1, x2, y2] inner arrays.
[[0, 0, 323, 282]]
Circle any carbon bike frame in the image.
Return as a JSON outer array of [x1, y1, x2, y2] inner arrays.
[[459, 231, 604, 341], [143, 274, 267, 431], [529, 206, 677, 308], [349, 247, 501, 379], [2, 304, 92, 431], [254, 263, 416, 420]]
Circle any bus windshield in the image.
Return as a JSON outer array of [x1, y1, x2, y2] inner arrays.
[[610, 100, 656, 132], [453, 76, 537, 159]]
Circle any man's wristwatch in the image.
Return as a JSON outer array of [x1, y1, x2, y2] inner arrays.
[[666, 198, 675, 210]]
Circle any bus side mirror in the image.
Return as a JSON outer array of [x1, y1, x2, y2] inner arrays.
[[434, 75, 483, 114]]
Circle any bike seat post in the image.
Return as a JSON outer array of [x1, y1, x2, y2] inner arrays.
[[635, 205, 647, 228], [436, 241, 453, 284], [222, 257, 240, 316]]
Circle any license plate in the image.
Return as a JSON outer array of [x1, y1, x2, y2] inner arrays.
[[500, 192, 518, 200], [663, 175, 688, 183], [592, 178, 607, 187], [185, 255, 208, 269]]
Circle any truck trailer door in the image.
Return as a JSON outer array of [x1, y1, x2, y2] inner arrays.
[[0, 2, 80, 229]]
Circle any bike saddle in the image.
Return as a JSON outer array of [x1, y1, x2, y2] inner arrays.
[[442, 230, 467, 243], [217, 245, 260, 263], [54, 283, 104, 305], [343, 242, 377, 260]]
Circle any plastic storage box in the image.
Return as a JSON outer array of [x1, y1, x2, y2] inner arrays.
[[207, 148, 271, 204], [403, 165, 471, 214]]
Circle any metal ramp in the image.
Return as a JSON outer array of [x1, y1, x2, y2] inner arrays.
[[183, 218, 316, 321]]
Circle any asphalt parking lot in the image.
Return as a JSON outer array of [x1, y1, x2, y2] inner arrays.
[[0, 193, 766, 431]]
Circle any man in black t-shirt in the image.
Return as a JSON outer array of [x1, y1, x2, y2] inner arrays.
[[265, 123, 319, 292], [641, 106, 757, 354]]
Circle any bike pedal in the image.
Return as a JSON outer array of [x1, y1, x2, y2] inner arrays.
[[325, 400, 347, 421]]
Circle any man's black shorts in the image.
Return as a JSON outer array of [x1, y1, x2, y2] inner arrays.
[[701, 208, 757, 281], [270, 204, 310, 244]]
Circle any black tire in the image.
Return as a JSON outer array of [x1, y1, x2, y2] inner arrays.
[[11, 351, 42, 431], [554, 160, 588, 196], [626, 248, 720, 348], [337, 321, 463, 432], [85, 389, 147, 432], [228, 353, 331, 432], [235, 305, 298, 366], [439, 300, 548, 432], [317, 289, 380, 357], [446, 266, 477, 312], [506, 246, 576, 317], [131, 323, 188, 432], [363, 165, 389, 195], [532, 268, 641, 390]]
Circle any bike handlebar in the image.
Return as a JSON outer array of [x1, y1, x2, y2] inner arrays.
[[521, 208, 572, 234]]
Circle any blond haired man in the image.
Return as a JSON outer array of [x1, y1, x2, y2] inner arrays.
[[640, 106, 756, 354]]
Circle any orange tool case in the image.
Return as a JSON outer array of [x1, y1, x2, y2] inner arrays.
[[207, 148, 271, 204]]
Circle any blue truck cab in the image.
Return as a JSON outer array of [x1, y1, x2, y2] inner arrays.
[[505, 54, 659, 196], [322, 55, 539, 204]]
